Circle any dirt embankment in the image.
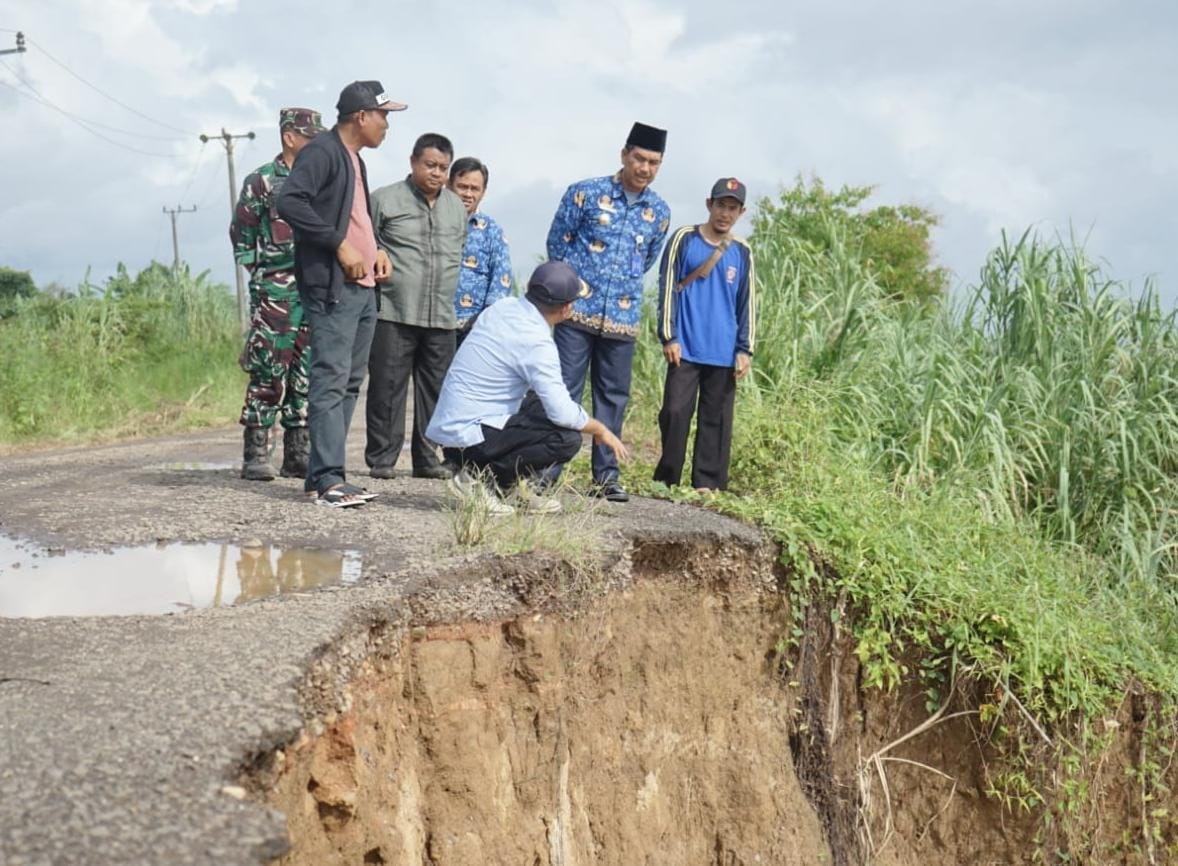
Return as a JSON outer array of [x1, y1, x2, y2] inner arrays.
[[243, 536, 1178, 866]]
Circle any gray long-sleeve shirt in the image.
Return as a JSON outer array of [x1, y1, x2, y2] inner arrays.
[[370, 177, 467, 328]]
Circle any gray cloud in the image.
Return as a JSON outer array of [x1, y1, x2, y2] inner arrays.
[[0, 0, 1173, 303]]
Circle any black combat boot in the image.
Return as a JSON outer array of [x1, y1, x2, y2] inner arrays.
[[241, 426, 277, 481], [280, 427, 310, 479]]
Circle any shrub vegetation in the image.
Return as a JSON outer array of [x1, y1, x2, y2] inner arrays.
[[628, 184, 1178, 855], [0, 262, 241, 445]]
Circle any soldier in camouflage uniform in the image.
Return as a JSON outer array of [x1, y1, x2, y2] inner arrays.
[[230, 107, 326, 480]]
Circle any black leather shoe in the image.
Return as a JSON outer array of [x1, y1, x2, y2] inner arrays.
[[369, 465, 397, 479], [593, 480, 630, 502], [412, 465, 452, 480]]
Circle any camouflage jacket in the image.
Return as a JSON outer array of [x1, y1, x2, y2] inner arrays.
[[230, 155, 297, 298]]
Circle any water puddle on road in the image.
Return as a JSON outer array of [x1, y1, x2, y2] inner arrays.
[[0, 535, 362, 618]]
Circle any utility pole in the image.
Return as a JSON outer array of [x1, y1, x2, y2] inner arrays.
[[0, 31, 25, 56], [200, 127, 255, 330], [162, 205, 197, 272]]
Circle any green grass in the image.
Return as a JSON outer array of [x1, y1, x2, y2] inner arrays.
[[624, 215, 1178, 853], [0, 263, 241, 447]]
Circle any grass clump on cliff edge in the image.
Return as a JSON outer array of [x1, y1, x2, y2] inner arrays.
[[630, 180, 1178, 727], [0, 262, 241, 446]]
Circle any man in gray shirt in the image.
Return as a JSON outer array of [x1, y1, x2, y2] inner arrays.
[[365, 132, 468, 479]]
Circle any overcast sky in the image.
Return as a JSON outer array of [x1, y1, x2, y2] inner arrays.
[[1, 0, 1175, 304]]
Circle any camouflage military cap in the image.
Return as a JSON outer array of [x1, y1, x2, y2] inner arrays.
[[279, 107, 326, 138]]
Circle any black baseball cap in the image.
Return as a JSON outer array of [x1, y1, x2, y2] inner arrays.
[[336, 80, 408, 115], [709, 177, 747, 204], [526, 261, 589, 305]]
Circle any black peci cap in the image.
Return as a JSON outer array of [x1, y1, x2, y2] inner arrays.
[[626, 121, 667, 153]]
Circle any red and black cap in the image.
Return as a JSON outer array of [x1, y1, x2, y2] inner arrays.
[[709, 177, 747, 204]]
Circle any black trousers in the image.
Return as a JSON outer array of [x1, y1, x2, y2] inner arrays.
[[442, 396, 582, 490], [455, 321, 474, 351], [365, 321, 456, 471], [652, 360, 736, 490]]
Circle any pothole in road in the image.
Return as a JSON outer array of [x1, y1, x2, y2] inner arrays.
[[0, 535, 362, 618]]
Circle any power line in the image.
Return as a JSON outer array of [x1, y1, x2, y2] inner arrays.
[[0, 71, 183, 140], [176, 140, 209, 205], [25, 35, 194, 136], [0, 61, 180, 159], [195, 158, 226, 209]]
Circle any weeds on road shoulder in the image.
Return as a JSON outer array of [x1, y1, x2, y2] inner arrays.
[[446, 471, 606, 565], [0, 263, 240, 446]]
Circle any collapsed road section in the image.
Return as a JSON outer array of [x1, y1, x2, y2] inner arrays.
[[0, 429, 1044, 865]]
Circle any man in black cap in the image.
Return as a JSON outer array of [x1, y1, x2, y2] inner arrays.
[[276, 80, 405, 508], [654, 177, 756, 492], [546, 121, 670, 502], [426, 261, 628, 515]]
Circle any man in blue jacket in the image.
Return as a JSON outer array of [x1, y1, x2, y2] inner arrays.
[[653, 178, 756, 492], [276, 80, 403, 507], [546, 122, 670, 502]]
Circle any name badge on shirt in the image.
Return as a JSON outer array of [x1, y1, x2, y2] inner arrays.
[[631, 234, 645, 277]]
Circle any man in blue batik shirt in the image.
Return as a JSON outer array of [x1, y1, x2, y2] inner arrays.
[[546, 121, 671, 502], [448, 156, 513, 346]]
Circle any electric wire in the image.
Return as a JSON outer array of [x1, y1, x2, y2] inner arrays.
[[195, 159, 226, 210], [0, 72, 185, 141], [25, 36, 193, 136], [0, 61, 180, 159], [176, 140, 209, 207]]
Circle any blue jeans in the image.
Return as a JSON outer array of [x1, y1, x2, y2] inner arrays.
[[552, 324, 635, 483], [302, 284, 377, 494]]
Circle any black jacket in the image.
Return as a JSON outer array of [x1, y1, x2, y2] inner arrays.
[[276, 127, 372, 305]]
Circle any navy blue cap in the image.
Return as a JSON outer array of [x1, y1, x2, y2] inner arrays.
[[527, 261, 588, 304]]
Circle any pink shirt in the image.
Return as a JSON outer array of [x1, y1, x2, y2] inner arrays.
[[344, 147, 378, 288]]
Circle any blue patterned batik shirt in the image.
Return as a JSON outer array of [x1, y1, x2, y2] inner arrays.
[[546, 173, 671, 341], [454, 211, 513, 326]]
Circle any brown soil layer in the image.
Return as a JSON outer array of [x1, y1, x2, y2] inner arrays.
[[250, 541, 1173, 865]]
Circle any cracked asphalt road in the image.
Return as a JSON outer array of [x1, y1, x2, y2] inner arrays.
[[0, 419, 762, 865]]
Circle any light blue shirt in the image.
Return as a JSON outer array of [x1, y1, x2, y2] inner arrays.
[[426, 296, 590, 447]]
